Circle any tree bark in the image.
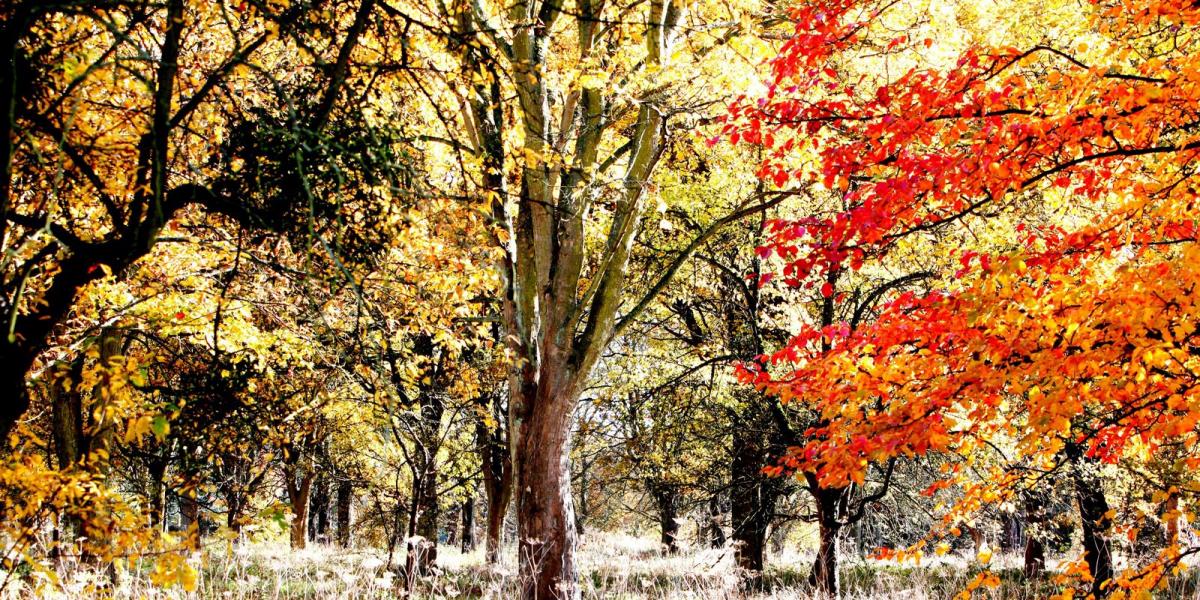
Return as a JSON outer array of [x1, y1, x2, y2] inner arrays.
[[406, 368, 444, 576], [1076, 479, 1113, 597], [336, 481, 353, 547], [50, 361, 85, 470], [652, 485, 679, 554], [809, 486, 843, 597], [730, 407, 779, 590], [575, 458, 589, 538], [485, 486, 509, 564], [1165, 489, 1181, 545], [707, 494, 726, 548], [477, 390, 513, 565], [515, 391, 580, 600], [461, 497, 476, 552], [1023, 537, 1045, 578], [147, 454, 169, 531], [410, 467, 439, 571], [309, 475, 331, 543], [180, 489, 201, 548], [1067, 443, 1113, 597], [283, 461, 315, 550]]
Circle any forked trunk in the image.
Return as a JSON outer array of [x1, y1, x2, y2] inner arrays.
[[283, 466, 314, 550], [406, 467, 439, 576], [308, 475, 330, 543]]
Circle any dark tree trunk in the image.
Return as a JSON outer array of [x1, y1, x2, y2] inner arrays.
[[730, 416, 777, 590], [50, 360, 85, 470], [476, 389, 513, 565], [336, 481, 353, 547], [50, 362, 85, 547], [651, 485, 679, 553], [404, 334, 444, 576], [1023, 538, 1045, 578], [180, 490, 201, 547], [309, 475, 330, 543], [1076, 478, 1113, 596], [406, 410, 443, 576], [1067, 443, 1113, 597], [147, 454, 168, 531], [225, 490, 245, 535], [708, 494, 726, 548], [461, 497, 476, 552], [485, 488, 509, 564]]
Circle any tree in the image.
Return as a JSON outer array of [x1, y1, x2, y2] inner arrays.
[[387, 0, 784, 594], [729, 0, 1200, 595], [0, 0, 412, 442]]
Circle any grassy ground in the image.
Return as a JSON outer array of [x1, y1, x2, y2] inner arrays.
[[6, 533, 1195, 598]]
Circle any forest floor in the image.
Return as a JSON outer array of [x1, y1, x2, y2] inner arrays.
[[9, 533, 1122, 599]]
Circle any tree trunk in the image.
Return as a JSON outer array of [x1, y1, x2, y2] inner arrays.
[[477, 389, 513, 565], [283, 463, 314, 550], [651, 485, 679, 554], [575, 459, 589, 538], [515, 394, 579, 600], [1076, 478, 1113, 597], [730, 416, 776, 589], [147, 455, 168, 531], [1023, 537, 1045, 578], [404, 335, 444, 575], [180, 490, 201, 547], [461, 497, 476, 552], [50, 363, 85, 548], [225, 489, 245, 535], [708, 494, 726, 548], [50, 361, 84, 470], [406, 402, 444, 575], [485, 488, 508, 564], [809, 486, 843, 597], [309, 475, 330, 543], [1068, 443, 1113, 598], [336, 481, 353, 547], [1164, 490, 1180, 546]]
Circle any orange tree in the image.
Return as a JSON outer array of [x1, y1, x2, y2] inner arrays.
[[727, 0, 1200, 597]]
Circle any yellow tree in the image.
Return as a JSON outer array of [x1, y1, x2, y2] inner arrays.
[[384, 0, 789, 594], [0, 0, 409, 441]]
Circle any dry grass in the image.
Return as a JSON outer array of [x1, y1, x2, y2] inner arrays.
[[7, 533, 1200, 598]]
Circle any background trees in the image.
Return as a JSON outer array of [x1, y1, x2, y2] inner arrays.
[[5, 0, 1200, 599]]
